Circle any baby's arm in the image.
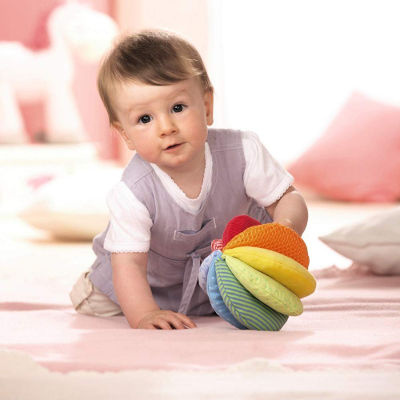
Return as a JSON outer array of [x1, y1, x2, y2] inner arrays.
[[112, 252, 197, 329], [266, 186, 308, 236]]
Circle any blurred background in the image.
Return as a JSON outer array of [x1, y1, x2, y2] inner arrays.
[[2, 2, 400, 388], [1, 0, 399, 237]]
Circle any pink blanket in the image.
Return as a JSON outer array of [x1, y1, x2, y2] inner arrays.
[[1, 264, 399, 373]]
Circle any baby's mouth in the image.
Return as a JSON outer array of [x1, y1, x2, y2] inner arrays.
[[165, 143, 182, 151]]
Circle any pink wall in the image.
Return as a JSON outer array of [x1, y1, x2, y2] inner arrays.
[[0, 0, 118, 159], [0, 0, 56, 46], [0, 0, 210, 161]]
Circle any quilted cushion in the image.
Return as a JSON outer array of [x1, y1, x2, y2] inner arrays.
[[224, 255, 303, 316], [215, 257, 288, 331], [288, 92, 400, 202]]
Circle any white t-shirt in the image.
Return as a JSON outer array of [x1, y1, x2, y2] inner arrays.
[[104, 130, 293, 253]]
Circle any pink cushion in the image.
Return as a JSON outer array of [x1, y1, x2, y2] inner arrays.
[[288, 93, 400, 202]]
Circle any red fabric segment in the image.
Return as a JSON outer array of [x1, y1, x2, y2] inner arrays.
[[222, 215, 261, 247]]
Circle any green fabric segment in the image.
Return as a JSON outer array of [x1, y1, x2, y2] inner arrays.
[[224, 255, 303, 316], [223, 246, 316, 298], [215, 257, 288, 331]]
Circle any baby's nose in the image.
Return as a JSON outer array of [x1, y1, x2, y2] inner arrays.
[[159, 115, 177, 136]]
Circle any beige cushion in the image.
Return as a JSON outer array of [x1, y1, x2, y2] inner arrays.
[[19, 167, 121, 240], [319, 207, 400, 275]]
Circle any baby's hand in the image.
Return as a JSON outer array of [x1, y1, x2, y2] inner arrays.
[[137, 310, 197, 330]]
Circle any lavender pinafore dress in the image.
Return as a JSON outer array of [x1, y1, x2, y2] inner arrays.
[[89, 129, 271, 315]]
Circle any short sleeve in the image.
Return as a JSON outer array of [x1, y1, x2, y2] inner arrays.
[[241, 131, 294, 207], [104, 181, 153, 253]]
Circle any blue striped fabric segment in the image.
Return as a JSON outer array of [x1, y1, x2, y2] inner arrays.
[[207, 253, 247, 330], [215, 257, 288, 331]]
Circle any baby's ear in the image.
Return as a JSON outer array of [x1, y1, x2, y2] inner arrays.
[[112, 122, 135, 150], [204, 89, 214, 126]]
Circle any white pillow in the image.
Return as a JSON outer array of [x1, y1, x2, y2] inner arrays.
[[319, 207, 400, 275], [19, 166, 121, 240]]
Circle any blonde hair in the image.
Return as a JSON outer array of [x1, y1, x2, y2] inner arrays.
[[97, 30, 213, 123]]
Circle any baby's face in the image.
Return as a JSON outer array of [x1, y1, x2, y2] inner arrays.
[[112, 78, 213, 176]]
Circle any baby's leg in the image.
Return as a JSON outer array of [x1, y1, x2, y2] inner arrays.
[[70, 271, 122, 317]]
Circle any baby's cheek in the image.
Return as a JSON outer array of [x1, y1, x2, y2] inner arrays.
[[142, 148, 159, 163], [188, 119, 207, 138], [133, 140, 158, 162]]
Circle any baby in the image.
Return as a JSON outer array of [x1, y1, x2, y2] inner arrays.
[[70, 30, 308, 330]]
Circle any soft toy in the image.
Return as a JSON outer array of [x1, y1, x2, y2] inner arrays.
[[0, 2, 118, 144], [199, 215, 316, 331]]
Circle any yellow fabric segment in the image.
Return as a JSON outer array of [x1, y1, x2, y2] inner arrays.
[[224, 255, 303, 316], [223, 247, 316, 298]]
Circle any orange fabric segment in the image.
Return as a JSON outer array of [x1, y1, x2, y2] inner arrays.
[[223, 223, 309, 268]]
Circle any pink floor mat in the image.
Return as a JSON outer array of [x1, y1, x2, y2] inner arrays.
[[1, 264, 400, 373]]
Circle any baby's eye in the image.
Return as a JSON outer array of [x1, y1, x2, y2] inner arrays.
[[138, 114, 152, 124], [172, 104, 185, 113]]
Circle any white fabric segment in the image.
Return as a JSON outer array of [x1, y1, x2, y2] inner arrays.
[[104, 131, 293, 253]]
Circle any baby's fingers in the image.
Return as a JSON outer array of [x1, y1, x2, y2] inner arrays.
[[176, 313, 197, 329], [154, 313, 195, 330], [137, 311, 196, 330], [152, 318, 173, 330], [165, 314, 190, 330], [154, 314, 187, 330]]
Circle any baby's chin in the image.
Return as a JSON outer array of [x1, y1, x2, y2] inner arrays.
[[161, 155, 203, 173]]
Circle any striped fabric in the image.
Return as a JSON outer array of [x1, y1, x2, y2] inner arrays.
[[215, 257, 288, 331], [207, 254, 247, 330]]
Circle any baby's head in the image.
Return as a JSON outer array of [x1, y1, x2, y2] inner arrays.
[[97, 30, 213, 125], [97, 30, 214, 174]]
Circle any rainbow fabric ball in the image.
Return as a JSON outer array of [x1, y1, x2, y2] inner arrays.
[[199, 216, 316, 331]]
